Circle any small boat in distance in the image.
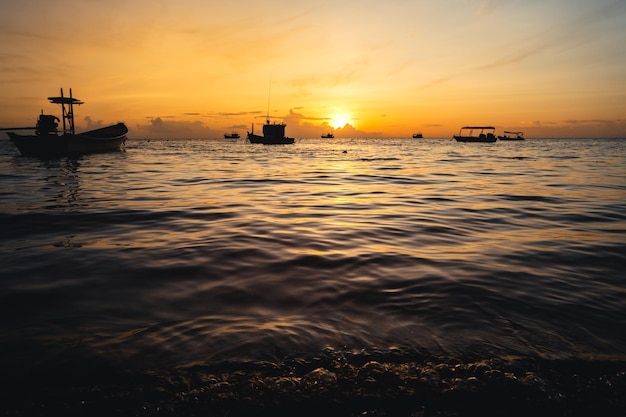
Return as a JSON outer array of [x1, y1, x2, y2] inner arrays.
[[1, 88, 127, 157], [412, 133, 423, 138], [453, 126, 497, 143], [321, 132, 334, 138], [498, 131, 525, 141], [224, 131, 240, 139]]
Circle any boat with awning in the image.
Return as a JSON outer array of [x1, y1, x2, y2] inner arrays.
[[453, 126, 497, 143]]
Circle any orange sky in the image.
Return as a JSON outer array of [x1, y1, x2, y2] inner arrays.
[[1, 0, 625, 138]]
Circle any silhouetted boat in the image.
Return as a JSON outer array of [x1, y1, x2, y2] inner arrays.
[[246, 75, 295, 145], [321, 132, 334, 138], [453, 126, 497, 143], [498, 131, 525, 141], [2, 88, 127, 157], [224, 131, 240, 139], [412, 133, 423, 138], [247, 121, 294, 144]]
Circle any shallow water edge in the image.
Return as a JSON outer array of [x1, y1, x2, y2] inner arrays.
[[3, 348, 626, 417]]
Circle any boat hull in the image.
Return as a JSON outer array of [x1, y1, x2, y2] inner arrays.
[[8, 123, 128, 157], [247, 133, 294, 145], [454, 135, 497, 143], [498, 136, 525, 141]]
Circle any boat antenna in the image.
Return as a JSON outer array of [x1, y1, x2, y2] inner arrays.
[[266, 72, 272, 124]]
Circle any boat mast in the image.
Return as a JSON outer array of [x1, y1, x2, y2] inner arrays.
[[48, 88, 83, 135], [61, 88, 70, 134], [266, 73, 272, 125], [68, 89, 74, 134], [63, 88, 78, 134]]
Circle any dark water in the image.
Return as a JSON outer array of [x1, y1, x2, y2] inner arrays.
[[1, 137, 625, 416]]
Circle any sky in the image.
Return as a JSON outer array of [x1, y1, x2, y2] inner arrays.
[[0, 0, 625, 139]]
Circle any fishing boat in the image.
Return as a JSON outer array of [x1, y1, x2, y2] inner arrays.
[[246, 76, 295, 145], [1, 88, 127, 157], [321, 132, 334, 138], [453, 126, 497, 143], [498, 131, 525, 141], [412, 133, 423, 138], [247, 121, 295, 144], [224, 131, 240, 139]]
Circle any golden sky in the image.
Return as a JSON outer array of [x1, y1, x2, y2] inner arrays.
[[1, 0, 625, 138]]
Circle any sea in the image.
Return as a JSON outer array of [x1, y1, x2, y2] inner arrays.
[[1, 137, 625, 416]]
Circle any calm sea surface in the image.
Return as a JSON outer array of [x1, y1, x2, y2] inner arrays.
[[1, 137, 625, 416]]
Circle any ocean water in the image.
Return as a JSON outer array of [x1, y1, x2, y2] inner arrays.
[[1, 137, 625, 416]]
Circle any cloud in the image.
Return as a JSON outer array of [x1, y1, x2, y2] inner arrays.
[[217, 111, 263, 117], [283, 108, 328, 122], [290, 68, 360, 89], [279, 108, 382, 138], [563, 118, 626, 128], [134, 117, 220, 139], [522, 118, 626, 138], [83, 116, 105, 130], [422, 1, 626, 89], [3, 30, 58, 43], [474, 0, 509, 16], [474, 47, 538, 72], [336, 123, 383, 138]]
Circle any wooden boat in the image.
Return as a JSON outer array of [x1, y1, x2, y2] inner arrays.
[[498, 131, 525, 141], [247, 121, 294, 144], [2, 88, 127, 157], [412, 133, 423, 138], [321, 132, 334, 138], [453, 126, 497, 143], [224, 131, 240, 139]]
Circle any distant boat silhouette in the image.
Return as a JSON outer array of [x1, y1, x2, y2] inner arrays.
[[498, 131, 525, 141], [321, 132, 334, 138], [453, 126, 497, 143], [224, 131, 240, 139], [1, 88, 127, 157], [412, 133, 423, 138]]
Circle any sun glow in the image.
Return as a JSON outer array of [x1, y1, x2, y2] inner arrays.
[[330, 114, 352, 130]]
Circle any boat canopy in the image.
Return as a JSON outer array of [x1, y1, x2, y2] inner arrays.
[[457, 126, 495, 134], [48, 96, 84, 105], [47, 88, 84, 134]]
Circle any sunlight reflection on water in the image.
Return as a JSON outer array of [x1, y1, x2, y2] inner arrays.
[[1, 138, 625, 371]]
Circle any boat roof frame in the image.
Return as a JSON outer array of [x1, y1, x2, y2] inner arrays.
[[47, 88, 83, 135], [457, 126, 496, 136], [459, 126, 495, 130]]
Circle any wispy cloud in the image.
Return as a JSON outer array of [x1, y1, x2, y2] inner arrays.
[[217, 111, 263, 117], [422, 1, 626, 89]]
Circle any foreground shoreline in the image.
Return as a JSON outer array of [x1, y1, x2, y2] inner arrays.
[[3, 350, 625, 417]]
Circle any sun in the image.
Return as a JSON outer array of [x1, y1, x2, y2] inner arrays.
[[329, 114, 352, 130]]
